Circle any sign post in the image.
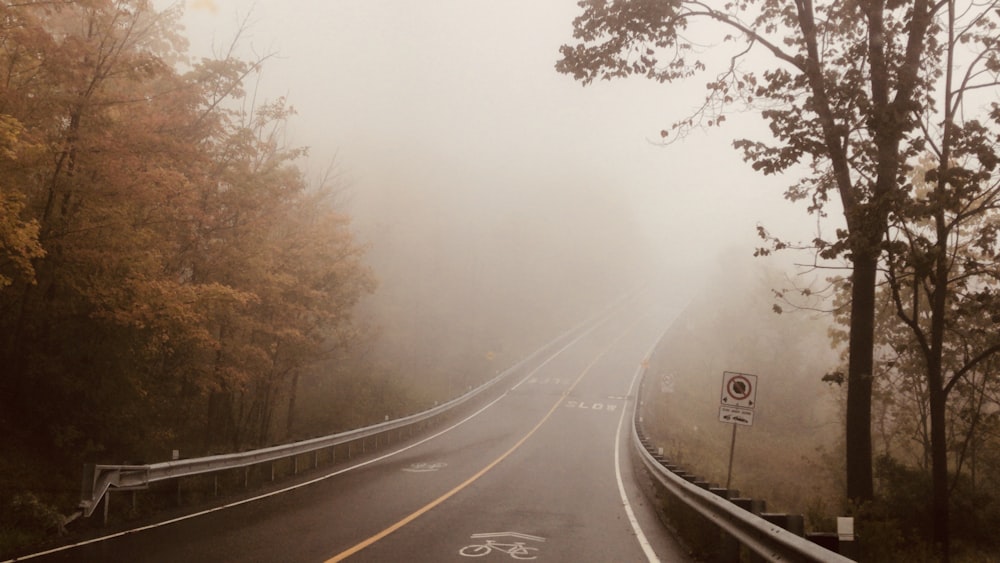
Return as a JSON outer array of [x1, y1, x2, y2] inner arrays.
[[719, 371, 758, 489]]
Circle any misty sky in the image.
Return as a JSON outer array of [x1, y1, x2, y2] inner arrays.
[[168, 0, 830, 291]]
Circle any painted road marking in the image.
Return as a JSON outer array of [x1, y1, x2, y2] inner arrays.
[[469, 532, 546, 541], [459, 532, 546, 559], [402, 462, 448, 473], [325, 324, 629, 562], [526, 377, 567, 385], [564, 400, 618, 412], [612, 327, 673, 563], [5, 315, 622, 563], [3, 396, 509, 563]]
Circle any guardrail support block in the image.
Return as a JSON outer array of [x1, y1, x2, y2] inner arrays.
[[709, 487, 735, 499], [730, 497, 765, 515], [761, 513, 804, 536]]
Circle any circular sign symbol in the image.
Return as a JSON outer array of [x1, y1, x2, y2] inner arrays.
[[726, 375, 752, 401]]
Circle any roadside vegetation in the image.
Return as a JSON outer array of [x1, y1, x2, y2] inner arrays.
[[0, 2, 633, 556], [642, 255, 1000, 561], [558, 1, 1000, 560]]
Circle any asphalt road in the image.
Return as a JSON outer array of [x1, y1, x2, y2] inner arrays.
[[18, 297, 693, 562]]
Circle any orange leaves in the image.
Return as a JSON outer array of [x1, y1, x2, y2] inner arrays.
[[0, 1, 374, 456], [0, 115, 45, 288]]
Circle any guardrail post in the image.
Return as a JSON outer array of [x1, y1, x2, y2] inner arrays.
[[103, 491, 110, 526], [214, 475, 219, 496], [806, 533, 838, 552], [838, 517, 858, 560], [728, 497, 768, 563], [244, 467, 249, 488], [711, 488, 740, 563]]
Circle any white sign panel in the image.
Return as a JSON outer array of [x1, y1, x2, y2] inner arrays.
[[720, 371, 758, 409], [719, 405, 754, 426]]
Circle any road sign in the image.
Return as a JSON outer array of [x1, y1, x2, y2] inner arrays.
[[719, 371, 759, 488], [660, 372, 675, 394], [719, 405, 754, 426], [720, 371, 758, 409]]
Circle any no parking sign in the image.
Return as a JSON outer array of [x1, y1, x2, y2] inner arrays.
[[719, 371, 758, 426], [719, 371, 759, 487], [720, 371, 758, 408]]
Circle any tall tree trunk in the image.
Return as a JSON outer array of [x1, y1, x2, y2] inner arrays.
[[285, 370, 300, 440], [928, 372, 949, 561], [929, 230, 951, 561], [846, 250, 878, 504]]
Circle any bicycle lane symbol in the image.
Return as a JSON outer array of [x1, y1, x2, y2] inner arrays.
[[459, 532, 546, 560]]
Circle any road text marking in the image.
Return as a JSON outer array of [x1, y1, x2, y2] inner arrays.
[[459, 532, 546, 559]]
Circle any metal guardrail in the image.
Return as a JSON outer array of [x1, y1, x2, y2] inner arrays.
[[631, 372, 854, 562], [79, 319, 590, 518], [78, 299, 855, 563]]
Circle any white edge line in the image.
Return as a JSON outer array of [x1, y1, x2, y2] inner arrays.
[[4, 393, 509, 563], [612, 324, 672, 563], [8, 306, 624, 562]]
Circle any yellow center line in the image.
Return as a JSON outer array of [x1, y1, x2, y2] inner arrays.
[[325, 332, 627, 562]]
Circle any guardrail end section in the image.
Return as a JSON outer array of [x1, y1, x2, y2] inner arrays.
[[79, 463, 97, 515], [79, 464, 118, 518]]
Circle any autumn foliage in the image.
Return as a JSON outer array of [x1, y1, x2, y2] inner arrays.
[[0, 0, 374, 479]]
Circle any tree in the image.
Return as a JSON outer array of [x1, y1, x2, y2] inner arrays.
[[0, 0, 375, 465], [556, 1, 970, 517], [0, 0, 212, 458], [187, 96, 374, 450], [881, 108, 1000, 553], [0, 117, 44, 289]]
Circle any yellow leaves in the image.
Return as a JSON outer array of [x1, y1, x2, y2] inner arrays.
[[0, 115, 45, 288], [0, 187, 44, 289], [0, 0, 381, 454]]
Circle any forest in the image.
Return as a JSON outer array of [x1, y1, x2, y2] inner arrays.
[[644, 255, 1000, 561], [6, 1, 1000, 561], [0, 0, 383, 549], [557, 0, 1000, 560], [0, 1, 643, 554]]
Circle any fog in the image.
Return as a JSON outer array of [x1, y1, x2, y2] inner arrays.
[[170, 0, 834, 392]]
